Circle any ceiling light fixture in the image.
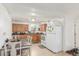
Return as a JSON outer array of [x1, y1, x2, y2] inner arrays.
[[32, 19, 35, 22]]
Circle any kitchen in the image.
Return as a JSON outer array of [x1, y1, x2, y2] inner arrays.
[[11, 17, 63, 55], [0, 3, 78, 56], [12, 21, 47, 43]]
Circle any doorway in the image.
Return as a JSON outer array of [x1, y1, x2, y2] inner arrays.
[[75, 19, 79, 48]]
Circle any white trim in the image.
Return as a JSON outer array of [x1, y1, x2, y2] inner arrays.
[[12, 22, 29, 24]]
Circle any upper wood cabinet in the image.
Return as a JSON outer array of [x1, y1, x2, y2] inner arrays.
[[12, 24, 29, 32], [40, 24, 47, 32]]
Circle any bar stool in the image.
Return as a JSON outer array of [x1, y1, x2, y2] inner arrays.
[[0, 48, 5, 56], [4, 42, 11, 56]]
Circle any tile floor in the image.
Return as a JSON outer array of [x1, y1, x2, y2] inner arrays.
[[23, 43, 72, 56]]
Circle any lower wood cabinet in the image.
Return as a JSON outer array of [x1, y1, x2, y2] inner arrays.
[[13, 34, 41, 43], [32, 34, 41, 43]]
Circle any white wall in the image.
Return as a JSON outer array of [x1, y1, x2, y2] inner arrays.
[[0, 4, 12, 48]]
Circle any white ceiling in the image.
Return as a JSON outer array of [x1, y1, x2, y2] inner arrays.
[[2, 3, 79, 23]]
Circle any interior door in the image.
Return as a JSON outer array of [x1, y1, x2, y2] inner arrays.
[[76, 20, 79, 48]]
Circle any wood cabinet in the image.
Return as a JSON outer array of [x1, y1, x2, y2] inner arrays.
[[14, 34, 29, 39], [12, 23, 41, 43], [12, 24, 29, 32], [32, 34, 41, 43], [13, 34, 41, 43], [40, 24, 47, 32]]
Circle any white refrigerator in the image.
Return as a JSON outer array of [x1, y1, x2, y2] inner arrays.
[[41, 22, 63, 53]]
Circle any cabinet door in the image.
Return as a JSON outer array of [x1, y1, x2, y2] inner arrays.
[[32, 34, 41, 43], [25, 25, 29, 31], [40, 24, 47, 32], [12, 24, 18, 32], [12, 24, 29, 32]]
